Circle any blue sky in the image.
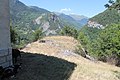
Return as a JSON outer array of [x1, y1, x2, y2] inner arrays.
[[19, 0, 108, 18]]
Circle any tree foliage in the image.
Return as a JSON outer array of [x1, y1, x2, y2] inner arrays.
[[10, 24, 44, 48], [60, 26, 78, 38], [10, 25, 19, 44], [105, 0, 120, 11], [33, 28, 43, 41], [78, 24, 120, 65]]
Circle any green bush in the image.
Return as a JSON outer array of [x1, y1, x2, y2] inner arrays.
[[33, 28, 43, 41], [77, 24, 120, 65]]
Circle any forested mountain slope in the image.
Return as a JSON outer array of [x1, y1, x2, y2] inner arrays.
[[78, 6, 120, 65], [90, 9, 120, 26]]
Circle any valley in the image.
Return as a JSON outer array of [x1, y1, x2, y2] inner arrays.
[[9, 0, 120, 80]]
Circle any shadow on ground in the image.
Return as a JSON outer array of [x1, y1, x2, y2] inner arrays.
[[11, 52, 77, 80]]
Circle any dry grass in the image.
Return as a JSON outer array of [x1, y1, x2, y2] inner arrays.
[[22, 36, 78, 55], [16, 36, 120, 80]]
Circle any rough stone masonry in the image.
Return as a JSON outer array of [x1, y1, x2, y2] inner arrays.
[[0, 0, 12, 67]]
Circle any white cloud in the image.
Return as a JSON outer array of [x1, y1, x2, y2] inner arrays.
[[60, 8, 71, 12], [59, 8, 72, 14]]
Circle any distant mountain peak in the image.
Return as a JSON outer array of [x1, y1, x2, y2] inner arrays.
[[69, 14, 89, 26], [69, 14, 89, 20]]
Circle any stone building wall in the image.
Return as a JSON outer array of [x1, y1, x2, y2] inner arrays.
[[0, 48, 12, 67], [0, 0, 12, 67]]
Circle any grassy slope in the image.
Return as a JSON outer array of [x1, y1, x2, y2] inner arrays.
[[12, 36, 120, 80]]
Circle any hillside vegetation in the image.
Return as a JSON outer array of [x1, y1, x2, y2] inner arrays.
[[90, 0, 120, 26], [78, 1, 120, 65], [78, 0, 120, 65], [78, 23, 120, 65], [90, 9, 120, 26]]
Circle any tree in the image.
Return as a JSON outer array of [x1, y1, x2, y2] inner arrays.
[[105, 0, 120, 12], [33, 28, 43, 41], [60, 26, 78, 38], [10, 26, 19, 44], [77, 31, 88, 46]]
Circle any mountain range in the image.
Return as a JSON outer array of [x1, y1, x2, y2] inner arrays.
[[10, 0, 88, 38]]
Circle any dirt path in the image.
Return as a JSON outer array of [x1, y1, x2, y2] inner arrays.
[[18, 36, 120, 80]]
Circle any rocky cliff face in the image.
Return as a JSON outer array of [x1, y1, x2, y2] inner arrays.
[[32, 13, 63, 35]]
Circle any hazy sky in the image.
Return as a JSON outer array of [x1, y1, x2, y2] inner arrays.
[[19, 0, 108, 18]]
